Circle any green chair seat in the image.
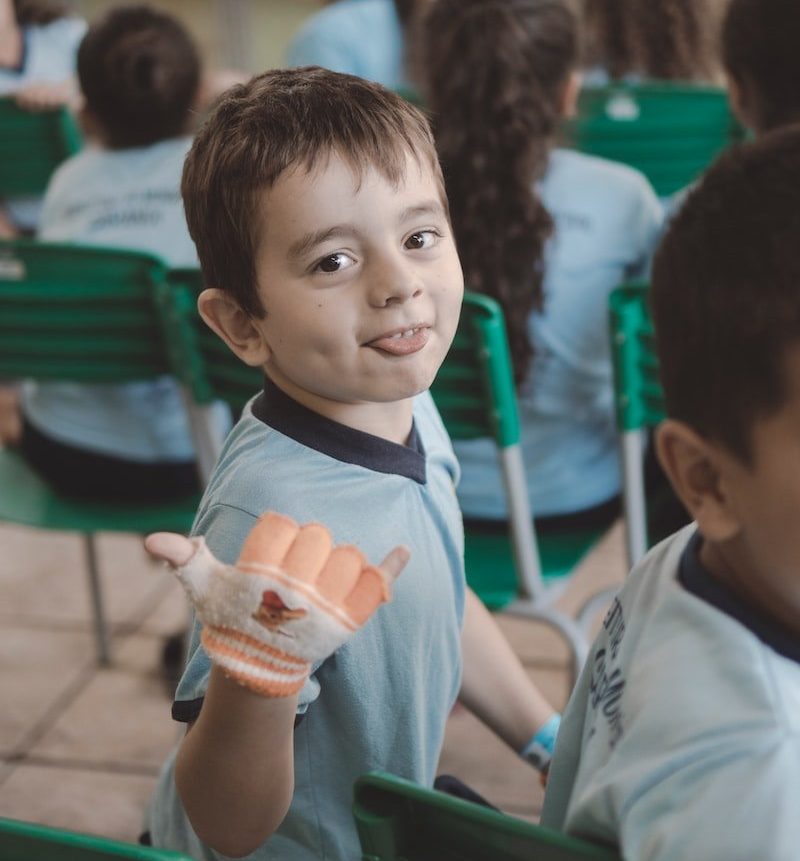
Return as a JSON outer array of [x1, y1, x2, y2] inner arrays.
[[354, 772, 621, 861], [0, 447, 198, 535], [0, 816, 191, 861]]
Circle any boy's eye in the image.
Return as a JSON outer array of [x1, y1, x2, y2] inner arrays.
[[314, 252, 354, 274], [405, 230, 440, 250]]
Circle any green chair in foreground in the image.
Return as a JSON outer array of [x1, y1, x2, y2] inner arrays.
[[432, 293, 608, 681], [0, 97, 82, 197], [0, 240, 199, 664], [609, 282, 665, 569], [569, 83, 744, 197], [354, 772, 621, 861], [0, 816, 191, 861]]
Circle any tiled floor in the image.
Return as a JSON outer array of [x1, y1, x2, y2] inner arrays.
[[0, 517, 627, 843]]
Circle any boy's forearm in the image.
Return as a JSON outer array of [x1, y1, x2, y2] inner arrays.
[[460, 588, 557, 751], [175, 666, 297, 857]]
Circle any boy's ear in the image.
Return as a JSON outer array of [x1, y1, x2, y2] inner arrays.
[[655, 420, 742, 542], [725, 73, 756, 133], [197, 288, 270, 367]]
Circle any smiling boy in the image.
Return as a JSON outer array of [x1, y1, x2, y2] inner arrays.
[[145, 68, 558, 860]]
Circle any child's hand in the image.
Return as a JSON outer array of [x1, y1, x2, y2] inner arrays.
[[13, 81, 77, 112], [145, 512, 409, 697]]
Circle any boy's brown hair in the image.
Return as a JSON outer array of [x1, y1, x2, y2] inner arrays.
[[181, 66, 444, 318]]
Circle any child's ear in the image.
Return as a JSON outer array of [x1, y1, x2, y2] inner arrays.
[[197, 288, 270, 368], [655, 420, 742, 542], [725, 73, 756, 133]]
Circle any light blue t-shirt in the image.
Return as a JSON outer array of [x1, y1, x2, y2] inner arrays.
[[542, 526, 800, 860], [148, 380, 465, 861], [287, 0, 408, 91], [0, 17, 86, 94], [454, 149, 663, 518], [22, 137, 230, 462]]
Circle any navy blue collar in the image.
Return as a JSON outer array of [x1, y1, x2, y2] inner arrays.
[[679, 530, 800, 664], [251, 376, 427, 484]]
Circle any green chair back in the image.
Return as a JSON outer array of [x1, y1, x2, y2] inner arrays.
[[568, 84, 744, 197], [354, 772, 621, 861], [0, 817, 192, 861], [164, 268, 262, 413], [609, 282, 664, 434], [609, 282, 665, 567], [0, 240, 200, 663], [432, 293, 603, 610], [0, 97, 83, 197]]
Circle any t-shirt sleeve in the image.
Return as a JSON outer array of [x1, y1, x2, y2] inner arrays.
[[172, 502, 322, 722], [620, 738, 800, 861]]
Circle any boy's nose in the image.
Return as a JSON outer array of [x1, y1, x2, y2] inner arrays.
[[367, 258, 423, 307]]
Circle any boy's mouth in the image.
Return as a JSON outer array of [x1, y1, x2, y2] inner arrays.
[[365, 325, 430, 356]]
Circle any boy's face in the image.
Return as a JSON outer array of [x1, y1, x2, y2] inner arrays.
[[703, 345, 800, 630], [248, 149, 463, 423]]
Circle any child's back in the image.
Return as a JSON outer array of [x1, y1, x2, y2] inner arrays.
[[420, 0, 662, 522], [542, 127, 800, 860], [19, 6, 228, 501]]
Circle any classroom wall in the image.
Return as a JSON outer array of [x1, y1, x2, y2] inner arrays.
[[72, 0, 320, 74]]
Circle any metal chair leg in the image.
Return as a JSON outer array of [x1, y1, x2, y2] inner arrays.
[[84, 533, 110, 665]]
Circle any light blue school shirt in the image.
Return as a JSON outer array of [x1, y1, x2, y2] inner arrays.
[[147, 379, 465, 861], [542, 526, 800, 860], [454, 149, 663, 518], [287, 0, 407, 90], [22, 137, 230, 462]]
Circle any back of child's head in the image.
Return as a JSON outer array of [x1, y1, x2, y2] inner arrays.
[[582, 0, 718, 82], [181, 67, 442, 319], [419, 0, 577, 383], [652, 126, 800, 464], [77, 5, 200, 149], [723, 0, 800, 132]]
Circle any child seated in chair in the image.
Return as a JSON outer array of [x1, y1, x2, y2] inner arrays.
[[143, 67, 560, 861], [541, 127, 800, 860], [17, 5, 230, 503]]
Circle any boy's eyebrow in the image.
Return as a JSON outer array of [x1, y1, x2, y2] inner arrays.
[[288, 201, 447, 261]]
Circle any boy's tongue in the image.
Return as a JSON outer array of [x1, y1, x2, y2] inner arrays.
[[367, 328, 429, 355]]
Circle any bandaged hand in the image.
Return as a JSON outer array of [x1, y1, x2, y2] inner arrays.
[[145, 512, 409, 697]]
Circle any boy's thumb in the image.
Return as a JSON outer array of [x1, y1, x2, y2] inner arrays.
[[145, 532, 197, 568]]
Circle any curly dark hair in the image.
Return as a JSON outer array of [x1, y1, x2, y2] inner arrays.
[[420, 0, 578, 383], [582, 0, 718, 81]]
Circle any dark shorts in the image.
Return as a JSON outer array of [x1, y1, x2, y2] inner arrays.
[[19, 417, 201, 504]]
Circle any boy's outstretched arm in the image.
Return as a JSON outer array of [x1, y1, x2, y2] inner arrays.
[[146, 516, 408, 857], [459, 588, 559, 761]]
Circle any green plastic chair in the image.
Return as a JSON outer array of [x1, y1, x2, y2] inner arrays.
[[0, 816, 191, 861], [609, 282, 665, 569], [568, 83, 744, 197], [159, 268, 263, 483], [432, 293, 607, 679], [0, 97, 83, 197], [0, 240, 200, 664], [354, 772, 621, 861]]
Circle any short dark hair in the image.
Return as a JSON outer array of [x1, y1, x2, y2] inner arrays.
[[181, 67, 444, 318], [77, 5, 200, 149], [723, 0, 800, 132], [652, 127, 800, 463]]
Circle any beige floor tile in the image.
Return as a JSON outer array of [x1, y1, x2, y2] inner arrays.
[[29, 635, 177, 771], [1, 526, 175, 630], [0, 626, 94, 755], [137, 576, 191, 639], [0, 762, 156, 843]]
